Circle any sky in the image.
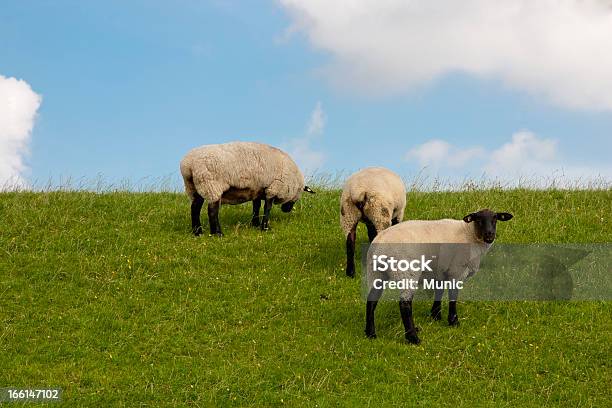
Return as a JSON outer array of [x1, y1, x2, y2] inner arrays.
[[1, 0, 612, 190]]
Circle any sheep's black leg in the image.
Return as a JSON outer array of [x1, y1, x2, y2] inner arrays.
[[251, 199, 261, 227], [391, 217, 400, 226], [365, 287, 383, 338], [430, 286, 444, 320], [364, 218, 377, 242], [261, 198, 273, 231], [400, 299, 421, 344], [448, 287, 459, 326], [207, 201, 223, 237], [191, 192, 204, 236], [346, 226, 357, 278]]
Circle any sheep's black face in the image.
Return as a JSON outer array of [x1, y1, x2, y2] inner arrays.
[[281, 201, 295, 213], [463, 209, 513, 244]]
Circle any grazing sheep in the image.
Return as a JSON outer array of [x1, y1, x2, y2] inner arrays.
[[340, 167, 406, 277], [364, 209, 513, 344], [180, 141, 315, 236]]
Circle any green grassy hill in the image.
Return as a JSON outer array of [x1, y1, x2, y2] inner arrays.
[[1, 189, 610, 406]]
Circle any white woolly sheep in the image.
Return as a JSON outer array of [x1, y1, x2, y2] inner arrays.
[[365, 209, 513, 344], [340, 167, 406, 277], [180, 141, 315, 236]]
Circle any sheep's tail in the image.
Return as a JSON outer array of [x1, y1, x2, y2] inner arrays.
[[179, 160, 197, 198], [354, 192, 368, 212], [357, 192, 381, 215], [359, 192, 392, 230]]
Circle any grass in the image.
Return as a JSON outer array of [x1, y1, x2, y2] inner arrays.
[[0, 188, 610, 406]]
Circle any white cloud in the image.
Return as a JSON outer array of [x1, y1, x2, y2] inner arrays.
[[0, 75, 42, 189], [287, 101, 326, 172], [280, 0, 612, 111], [484, 131, 558, 175], [406, 131, 612, 186], [287, 137, 325, 173], [307, 101, 325, 135], [406, 139, 484, 168]]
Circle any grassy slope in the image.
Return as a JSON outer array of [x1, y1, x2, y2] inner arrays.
[[0, 189, 610, 407]]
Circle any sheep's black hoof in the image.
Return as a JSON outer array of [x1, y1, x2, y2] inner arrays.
[[405, 332, 421, 345], [365, 330, 376, 339], [346, 268, 355, 278], [448, 315, 460, 326], [193, 226, 203, 236], [209, 232, 224, 238], [431, 309, 442, 320], [251, 218, 260, 227]]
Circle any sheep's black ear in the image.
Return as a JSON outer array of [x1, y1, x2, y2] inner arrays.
[[463, 213, 476, 223], [497, 212, 513, 221], [304, 186, 315, 194]]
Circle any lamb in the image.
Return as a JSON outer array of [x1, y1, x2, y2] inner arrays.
[[180, 141, 315, 236], [340, 167, 406, 278], [364, 209, 513, 344]]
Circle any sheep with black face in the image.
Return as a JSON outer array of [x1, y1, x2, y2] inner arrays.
[[365, 209, 513, 344], [180, 141, 315, 236]]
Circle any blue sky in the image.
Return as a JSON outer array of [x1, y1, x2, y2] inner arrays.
[[1, 0, 611, 189]]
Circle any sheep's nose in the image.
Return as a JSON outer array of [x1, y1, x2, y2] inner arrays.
[[484, 233, 495, 243]]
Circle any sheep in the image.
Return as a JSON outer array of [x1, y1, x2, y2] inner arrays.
[[340, 167, 406, 278], [364, 209, 513, 344], [180, 141, 315, 236]]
